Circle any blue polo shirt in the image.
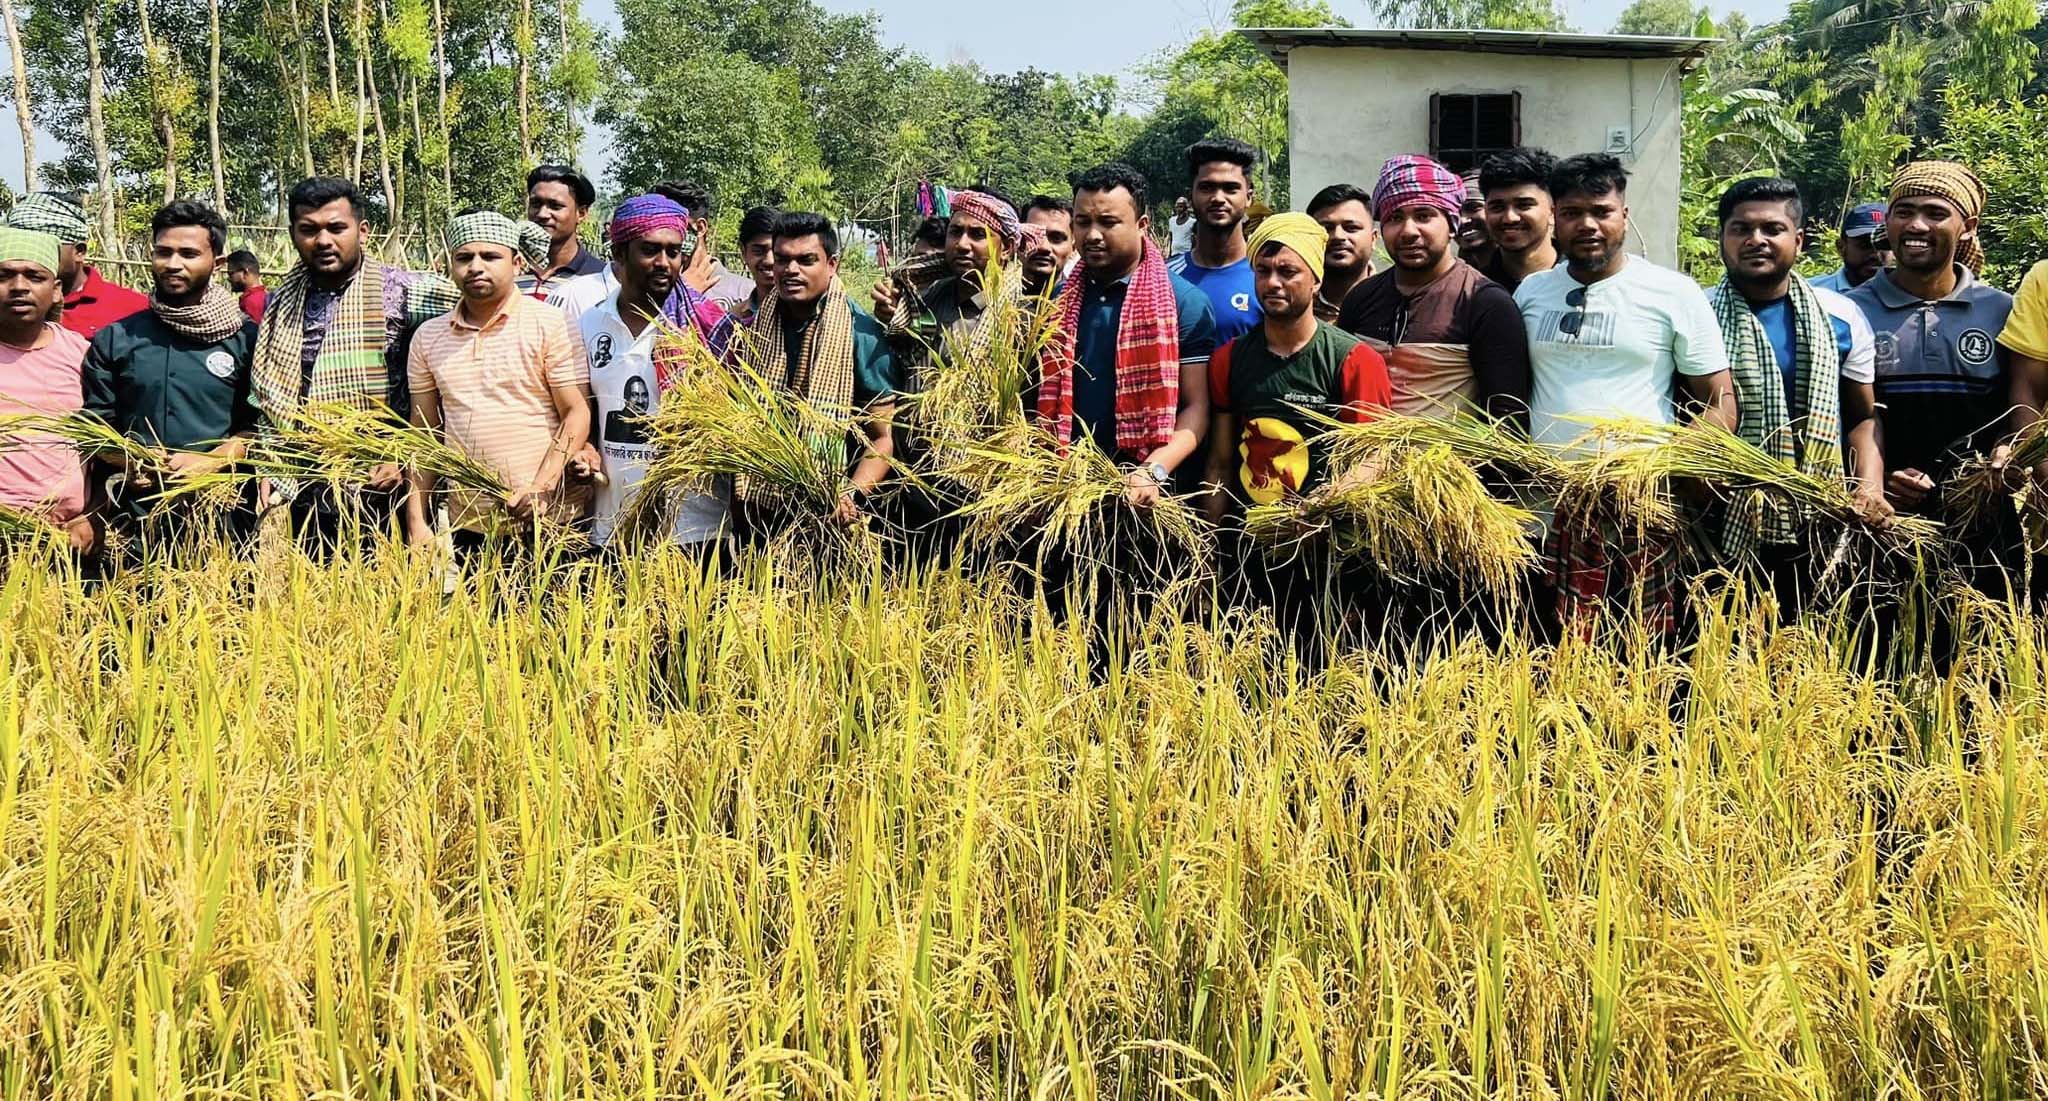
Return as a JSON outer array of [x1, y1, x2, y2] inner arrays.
[[1846, 266, 2014, 477], [1168, 253, 1260, 345], [1072, 269, 1218, 462]]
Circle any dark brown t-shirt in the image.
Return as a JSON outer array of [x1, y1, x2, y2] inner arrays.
[[1335, 260, 1530, 424]]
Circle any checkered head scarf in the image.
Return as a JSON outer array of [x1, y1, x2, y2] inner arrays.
[[1886, 160, 1989, 273], [0, 227, 60, 275], [609, 194, 690, 251], [5, 192, 88, 246], [514, 219, 553, 271], [445, 211, 523, 254], [1372, 155, 1464, 228], [948, 190, 1021, 251]]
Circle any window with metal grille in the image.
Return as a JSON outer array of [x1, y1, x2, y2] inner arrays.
[[1429, 93, 1522, 174]]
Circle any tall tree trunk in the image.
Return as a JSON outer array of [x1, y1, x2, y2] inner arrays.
[[407, 74, 430, 234], [365, 44, 399, 251], [82, 0, 118, 252], [278, 0, 315, 174], [431, 0, 451, 202], [558, 0, 573, 148], [135, 0, 176, 203], [208, 0, 227, 211], [0, 0, 34, 191], [350, 0, 366, 182], [319, 0, 340, 104], [514, 0, 533, 163]]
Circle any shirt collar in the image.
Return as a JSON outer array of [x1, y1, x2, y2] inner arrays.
[[1869, 265, 1977, 309], [451, 294, 519, 333], [66, 266, 109, 306]]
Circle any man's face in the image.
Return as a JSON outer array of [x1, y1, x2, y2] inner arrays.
[[1252, 244, 1316, 322], [151, 225, 217, 301], [290, 198, 365, 276], [1555, 189, 1628, 269], [774, 234, 838, 304], [1719, 199, 1802, 286], [1174, 198, 1190, 219], [946, 215, 1000, 279], [525, 181, 585, 246], [56, 242, 82, 286], [620, 228, 684, 303], [1023, 208, 1073, 280], [1836, 233, 1888, 287], [1380, 204, 1453, 273], [1071, 187, 1148, 277], [1457, 181, 1491, 251], [227, 267, 255, 293], [1312, 199, 1373, 278], [0, 261, 58, 328], [1190, 162, 1251, 231], [741, 233, 776, 294], [1885, 196, 1969, 275], [450, 242, 518, 304], [1483, 184, 1553, 255]]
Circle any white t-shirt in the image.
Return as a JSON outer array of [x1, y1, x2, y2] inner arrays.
[[579, 293, 727, 546], [1169, 215, 1195, 255], [1516, 258, 1731, 449], [548, 265, 619, 331]]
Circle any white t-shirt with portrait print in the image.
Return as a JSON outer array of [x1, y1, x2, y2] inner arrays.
[[1515, 257, 1731, 450], [579, 293, 727, 546]]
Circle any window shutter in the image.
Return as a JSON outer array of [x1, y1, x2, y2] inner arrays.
[[1429, 93, 1443, 159], [1511, 91, 1523, 147]]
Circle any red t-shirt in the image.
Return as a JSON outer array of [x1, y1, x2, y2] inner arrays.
[[240, 285, 268, 321], [59, 267, 148, 340]]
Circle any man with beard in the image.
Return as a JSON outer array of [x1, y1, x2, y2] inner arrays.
[[82, 200, 260, 559], [519, 164, 604, 296], [1516, 154, 1735, 638], [1169, 138, 1261, 344], [1305, 183, 1373, 323], [249, 176, 460, 552], [1336, 155, 1528, 425], [1812, 203, 1889, 293], [1476, 147, 1560, 294], [5, 192, 146, 339], [0, 227, 95, 556], [404, 212, 590, 563], [655, 180, 757, 312], [1022, 195, 1076, 296], [1707, 177, 1889, 594], [225, 250, 268, 320], [1455, 170, 1496, 272], [1846, 162, 2013, 523]]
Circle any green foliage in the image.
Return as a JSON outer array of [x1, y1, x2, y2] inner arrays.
[[1923, 86, 2048, 287], [1611, 0, 1705, 36]]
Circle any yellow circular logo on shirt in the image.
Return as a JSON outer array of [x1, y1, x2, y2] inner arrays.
[[1239, 417, 1309, 504]]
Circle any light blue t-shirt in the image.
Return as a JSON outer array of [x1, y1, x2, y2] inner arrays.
[[1168, 254, 1261, 345], [1735, 285, 1876, 407]]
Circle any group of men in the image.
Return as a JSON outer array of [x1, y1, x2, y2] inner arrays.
[[3, 140, 2047, 636]]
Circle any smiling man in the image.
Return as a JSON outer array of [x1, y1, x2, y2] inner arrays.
[[1708, 177, 1888, 591], [1306, 183, 1374, 323], [1455, 169, 1496, 273], [1168, 137, 1262, 344], [82, 200, 260, 558], [519, 165, 604, 296], [1476, 147, 1559, 294]]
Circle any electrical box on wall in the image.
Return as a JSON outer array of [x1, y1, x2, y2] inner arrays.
[[1605, 127, 1632, 154]]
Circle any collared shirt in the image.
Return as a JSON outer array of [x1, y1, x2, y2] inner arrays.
[[580, 291, 725, 546], [407, 293, 588, 531], [702, 262, 756, 312], [1337, 261, 1529, 420], [0, 323, 90, 522], [516, 241, 606, 298], [290, 262, 458, 421], [83, 309, 259, 521], [1071, 269, 1217, 462], [544, 265, 619, 330], [1847, 265, 2014, 475], [1810, 267, 1854, 295], [59, 267, 148, 340]]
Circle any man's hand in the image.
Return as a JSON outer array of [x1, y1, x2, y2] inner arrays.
[[870, 279, 900, 319], [164, 449, 228, 481], [1852, 482, 1895, 528], [505, 473, 558, 521], [365, 463, 405, 491], [832, 489, 866, 527], [406, 518, 439, 549], [1886, 468, 1935, 508], [64, 514, 96, 556], [1123, 468, 1162, 511], [1990, 443, 2025, 491], [567, 444, 602, 483]]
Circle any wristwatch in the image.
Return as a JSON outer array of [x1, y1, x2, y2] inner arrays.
[[1144, 461, 1172, 487]]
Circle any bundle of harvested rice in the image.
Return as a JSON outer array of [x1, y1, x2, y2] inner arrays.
[[0, 502, 61, 545], [1245, 443, 1538, 599], [1943, 418, 2048, 540], [1319, 409, 1568, 489], [257, 401, 510, 500]]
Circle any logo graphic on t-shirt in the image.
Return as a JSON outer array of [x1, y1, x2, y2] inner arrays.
[[204, 351, 236, 379], [1231, 292, 1253, 314], [1872, 331, 1899, 369], [1958, 328, 1996, 367], [591, 332, 615, 372], [603, 375, 651, 445], [1239, 417, 1309, 504]]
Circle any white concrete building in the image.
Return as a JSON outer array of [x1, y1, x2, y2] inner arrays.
[[1238, 28, 1713, 268]]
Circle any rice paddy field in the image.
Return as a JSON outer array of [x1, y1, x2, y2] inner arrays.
[[2, 540, 2044, 1101]]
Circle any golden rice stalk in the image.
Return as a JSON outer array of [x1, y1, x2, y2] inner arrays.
[[1246, 444, 1538, 599], [1942, 418, 2048, 539], [1318, 408, 1569, 489], [903, 261, 1057, 458], [0, 501, 61, 544], [259, 401, 510, 499]]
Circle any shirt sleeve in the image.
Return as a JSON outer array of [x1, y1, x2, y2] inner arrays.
[[1208, 339, 1234, 411], [853, 315, 902, 407], [2000, 261, 2048, 362], [542, 310, 587, 390], [80, 329, 121, 432], [1338, 342, 1394, 424], [229, 323, 261, 435], [1468, 282, 1533, 423], [1837, 306, 1876, 385], [1670, 280, 1732, 377], [1176, 286, 1218, 365], [405, 329, 438, 397]]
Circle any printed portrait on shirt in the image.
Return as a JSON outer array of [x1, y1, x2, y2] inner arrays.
[[604, 374, 651, 445]]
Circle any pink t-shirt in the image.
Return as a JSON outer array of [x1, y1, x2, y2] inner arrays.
[[0, 323, 90, 523]]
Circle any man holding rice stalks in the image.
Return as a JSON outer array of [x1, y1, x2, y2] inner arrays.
[[1515, 154, 1736, 638], [1336, 155, 1530, 426], [1706, 177, 1889, 599], [82, 200, 260, 561], [249, 177, 461, 552], [0, 226, 95, 555], [403, 212, 592, 564], [1203, 212, 1391, 647]]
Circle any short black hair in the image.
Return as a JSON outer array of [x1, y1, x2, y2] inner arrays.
[[224, 249, 261, 274], [774, 211, 840, 259], [911, 216, 948, 249], [1478, 147, 1558, 197], [286, 176, 363, 222], [1185, 136, 1258, 183], [961, 185, 1019, 220], [1718, 176, 1805, 228], [1023, 194, 1071, 219], [526, 164, 596, 208], [738, 205, 782, 243], [1547, 154, 1629, 202], [1073, 162, 1149, 214], [151, 199, 229, 255], [654, 180, 714, 219], [1306, 183, 1372, 218]]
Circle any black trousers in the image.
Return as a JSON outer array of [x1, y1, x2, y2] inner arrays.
[[287, 484, 404, 558]]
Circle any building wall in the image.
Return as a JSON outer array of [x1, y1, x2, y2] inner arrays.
[[1285, 46, 1689, 269]]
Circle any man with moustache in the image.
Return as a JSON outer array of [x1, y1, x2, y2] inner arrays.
[[1021, 194, 1076, 296], [1455, 169, 1496, 272], [1476, 147, 1560, 294], [1305, 183, 1374, 323], [1812, 203, 1889, 293]]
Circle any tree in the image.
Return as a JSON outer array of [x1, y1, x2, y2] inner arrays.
[[1611, 0, 1703, 36], [1, 0, 33, 190]]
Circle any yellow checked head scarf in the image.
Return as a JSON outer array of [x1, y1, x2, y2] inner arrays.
[[1887, 160, 1988, 273], [1246, 212, 1327, 282]]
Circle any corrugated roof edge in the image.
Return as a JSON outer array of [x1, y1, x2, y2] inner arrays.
[[1238, 27, 1719, 69]]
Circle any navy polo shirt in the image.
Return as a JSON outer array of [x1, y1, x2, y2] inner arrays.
[[1846, 266, 2014, 476], [1071, 269, 1218, 462]]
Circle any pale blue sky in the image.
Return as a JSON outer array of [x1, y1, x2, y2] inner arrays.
[[3, 0, 1791, 190]]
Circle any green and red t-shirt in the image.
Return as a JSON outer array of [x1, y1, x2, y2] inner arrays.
[[1209, 323, 1391, 506]]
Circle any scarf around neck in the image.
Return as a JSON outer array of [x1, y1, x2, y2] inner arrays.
[[152, 283, 247, 345], [1036, 238, 1180, 458], [1712, 274, 1843, 560], [250, 259, 388, 419]]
